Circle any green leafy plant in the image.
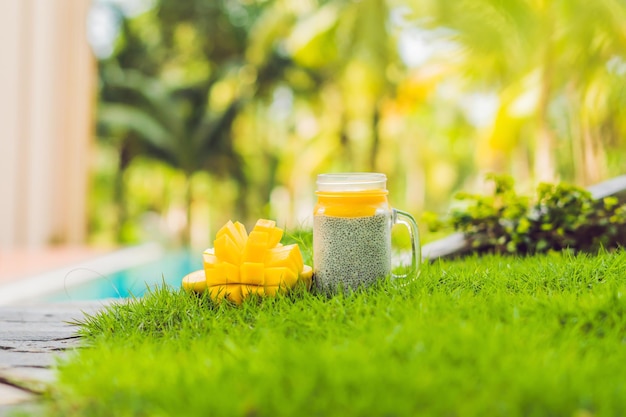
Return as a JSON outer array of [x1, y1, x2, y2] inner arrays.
[[448, 174, 626, 254]]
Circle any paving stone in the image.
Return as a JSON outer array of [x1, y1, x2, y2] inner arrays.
[[0, 383, 34, 406], [0, 302, 108, 415], [0, 402, 43, 417], [0, 321, 83, 342], [0, 302, 106, 371], [0, 329, 77, 343], [0, 367, 56, 393], [0, 351, 69, 368], [0, 310, 97, 324], [0, 338, 80, 353]]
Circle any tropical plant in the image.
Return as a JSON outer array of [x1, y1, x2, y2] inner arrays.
[[95, 0, 299, 244], [447, 174, 626, 255], [88, 0, 626, 246], [409, 0, 626, 184], [98, 67, 246, 244]]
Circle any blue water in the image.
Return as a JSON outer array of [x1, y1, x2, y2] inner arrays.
[[44, 250, 202, 302]]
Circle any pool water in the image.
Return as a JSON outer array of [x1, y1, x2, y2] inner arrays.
[[43, 250, 202, 302]]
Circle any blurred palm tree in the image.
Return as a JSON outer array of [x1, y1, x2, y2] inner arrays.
[[95, 0, 309, 243], [98, 66, 246, 244], [283, 0, 397, 171], [95, 2, 254, 245], [412, 0, 626, 183]]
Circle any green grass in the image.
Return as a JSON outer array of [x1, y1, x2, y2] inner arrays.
[[44, 249, 626, 417]]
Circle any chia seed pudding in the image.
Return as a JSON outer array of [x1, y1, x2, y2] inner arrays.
[[313, 212, 391, 295]]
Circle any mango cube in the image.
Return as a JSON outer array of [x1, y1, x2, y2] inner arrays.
[[241, 285, 265, 298], [205, 261, 239, 286], [252, 219, 283, 248], [209, 284, 243, 304], [214, 234, 241, 265], [265, 244, 303, 274], [216, 220, 246, 250], [242, 231, 269, 262], [253, 219, 276, 231], [240, 262, 265, 286], [265, 267, 298, 288], [233, 221, 248, 242]]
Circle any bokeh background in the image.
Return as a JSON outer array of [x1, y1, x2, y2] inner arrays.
[[2, 0, 626, 251]]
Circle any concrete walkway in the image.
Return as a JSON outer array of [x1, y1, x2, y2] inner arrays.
[[0, 301, 109, 416]]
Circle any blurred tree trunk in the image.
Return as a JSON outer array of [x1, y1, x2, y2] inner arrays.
[[581, 119, 607, 184], [182, 173, 192, 246], [115, 140, 132, 242], [534, 30, 556, 183], [370, 101, 381, 171]]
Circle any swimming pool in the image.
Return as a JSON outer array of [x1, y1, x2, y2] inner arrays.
[[0, 244, 204, 305], [40, 250, 202, 302]]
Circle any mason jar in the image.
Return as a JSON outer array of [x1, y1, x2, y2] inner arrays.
[[313, 173, 420, 295]]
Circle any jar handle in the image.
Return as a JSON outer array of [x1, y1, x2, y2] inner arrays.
[[391, 209, 421, 280]]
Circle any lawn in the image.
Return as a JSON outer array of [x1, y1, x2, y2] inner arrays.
[[44, 248, 626, 417]]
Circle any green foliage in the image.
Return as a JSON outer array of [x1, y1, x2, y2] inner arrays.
[[449, 174, 626, 254], [89, 0, 626, 247], [46, 250, 626, 416]]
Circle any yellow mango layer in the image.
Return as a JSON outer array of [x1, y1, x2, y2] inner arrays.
[[314, 190, 390, 218], [184, 269, 308, 298], [242, 230, 269, 262], [233, 221, 248, 242], [182, 270, 208, 293], [262, 285, 285, 297], [265, 244, 303, 274], [252, 219, 283, 247], [208, 284, 243, 304], [214, 234, 241, 265], [240, 262, 265, 286], [252, 218, 276, 231], [203, 249, 218, 269], [265, 266, 298, 287], [206, 261, 240, 286], [216, 220, 246, 250]]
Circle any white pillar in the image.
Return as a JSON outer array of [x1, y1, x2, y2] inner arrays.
[[0, 0, 95, 249], [0, 0, 25, 248]]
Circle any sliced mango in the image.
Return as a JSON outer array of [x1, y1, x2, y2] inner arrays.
[[208, 284, 243, 304], [241, 284, 265, 298], [240, 262, 265, 286], [265, 244, 303, 273], [265, 266, 298, 288], [182, 270, 208, 293], [203, 248, 218, 273], [252, 219, 276, 231], [233, 221, 248, 242], [215, 220, 246, 249], [206, 261, 239, 286], [183, 218, 312, 305], [267, 228, 283, 249], [252, 219, 283, 248], [242, 230, 270, 263]]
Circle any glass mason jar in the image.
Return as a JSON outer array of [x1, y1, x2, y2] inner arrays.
[[313, 173, 420, 295]]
